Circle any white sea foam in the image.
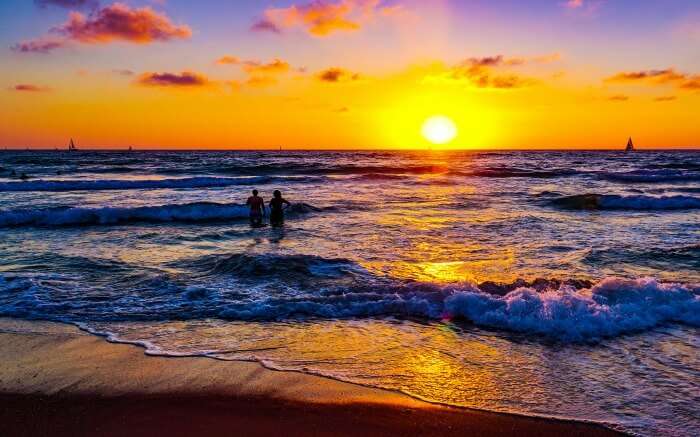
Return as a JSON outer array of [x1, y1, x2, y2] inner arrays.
[[552, 194, 700, 210], [445, 277, 700, 342], [0, 202, 250, 226], [0, 201, 324, 227], [213, 277, 699, 342]]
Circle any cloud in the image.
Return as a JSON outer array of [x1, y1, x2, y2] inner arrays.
[[317, 67, 360, 82], [565, 0, 584, 8], [423, 55, 548, 89], [14, 3, 191, 54], [136, 71, 210, 87], [680, 77, 700, 90], [11, 84, 51, 92], [606, 69, 684, 83], [242, 59, 291, 74], [654, 96, 677, 102], [11, 37, 65, 54], [216, 55, 304, 88], [215, 56, 295, 88], [34, 0, 97, 9], [216, 55, 241, 65], [251, 0, 400, 37], [465, 54, 560, 67], [251, 19, 282, 34], [216, 56, 291, 74], [607, 95, 629, 101], [55, 3, 191, 43], [606, 68, 700, 91]]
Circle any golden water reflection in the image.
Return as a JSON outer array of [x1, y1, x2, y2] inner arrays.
[[95, 319, 530, 409]]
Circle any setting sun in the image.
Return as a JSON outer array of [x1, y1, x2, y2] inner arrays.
[[421, 116, 458, 145]]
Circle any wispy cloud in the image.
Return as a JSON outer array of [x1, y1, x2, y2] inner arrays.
[[251, 0, 401, 37], [317, 67, 361, 82], [11, 37, 65, 54], [422, 54, 556, 90], [606, 68, 700, 91], [242, 59, 291, 75], [607, 94, 629, 102], [654, 96, 677, 102], [215, 56, 298, 88], [136, 71, 210, 87], [34, 0, 97, 9], [216, 55, 241, 65], [13, 3, 191, 54], [11, 84, 51, 92]]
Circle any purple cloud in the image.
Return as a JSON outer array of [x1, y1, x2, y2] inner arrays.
[[136, 71, 210, 87], [11, 38, 65, 54]]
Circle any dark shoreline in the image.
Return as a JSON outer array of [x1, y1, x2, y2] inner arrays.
[[0, 393, 622, 437], [0, 318, 624, 436]]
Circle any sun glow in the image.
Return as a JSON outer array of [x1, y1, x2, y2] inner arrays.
[[421, 115, 457, 145]]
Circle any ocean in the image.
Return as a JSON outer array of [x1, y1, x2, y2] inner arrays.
[[0, 150, 698, 436]]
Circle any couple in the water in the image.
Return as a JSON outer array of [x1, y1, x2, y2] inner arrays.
[[246, 189, 291, 227]]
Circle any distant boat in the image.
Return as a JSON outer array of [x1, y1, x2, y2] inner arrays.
[[68, 138, 78, 152], [128, 146, 133, 152], [625, 137, 635, 152]]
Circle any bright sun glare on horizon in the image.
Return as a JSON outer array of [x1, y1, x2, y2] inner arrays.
[[421, 116, 458, 145]]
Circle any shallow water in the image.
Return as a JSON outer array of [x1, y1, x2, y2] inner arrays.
[[1, 150, 698, 436]]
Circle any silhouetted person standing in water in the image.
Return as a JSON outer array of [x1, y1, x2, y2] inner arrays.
[[246, 189, 266, 227], [269, 190, 291, 227]]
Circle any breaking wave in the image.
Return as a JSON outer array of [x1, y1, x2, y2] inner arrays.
[[465, 168, 577, 178], [0, 202, 323, 227], [0, 176, 272, 192], [550, 194, 700, 210], [1, 253, 697, 342]]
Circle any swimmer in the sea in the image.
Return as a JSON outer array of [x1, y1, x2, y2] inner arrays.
[[269, 190, 291, 227], [246, 189, 266, 227]]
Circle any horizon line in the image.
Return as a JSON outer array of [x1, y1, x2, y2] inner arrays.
[[1, 147, 699, 152]]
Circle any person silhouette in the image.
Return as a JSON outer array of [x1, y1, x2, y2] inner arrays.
[[246, 189, 266, 227], [269, 190, 291, 227]]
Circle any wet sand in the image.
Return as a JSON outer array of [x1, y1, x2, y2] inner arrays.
[[0, 318, 622, 436]]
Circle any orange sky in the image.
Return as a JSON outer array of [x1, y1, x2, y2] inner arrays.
[[1, 0, 699, 149]]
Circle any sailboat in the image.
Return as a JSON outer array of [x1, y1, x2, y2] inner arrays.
[[625, 137, 635, 152], [68, 138, 78, 152], [128, 146, 133, 152]]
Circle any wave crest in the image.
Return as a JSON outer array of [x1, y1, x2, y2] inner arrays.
[[445, 277, 699, 342], [0, 202, 322, 227], [1, 265, 697, 342], [550, 194, 700, 210], [602, 170, 700, 183], [0, 176, 271, 192]]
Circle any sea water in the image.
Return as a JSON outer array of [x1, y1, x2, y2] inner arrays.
[[0, 150, 698, 436]]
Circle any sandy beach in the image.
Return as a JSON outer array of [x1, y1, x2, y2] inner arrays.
[[0, 318, 622, 436]]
